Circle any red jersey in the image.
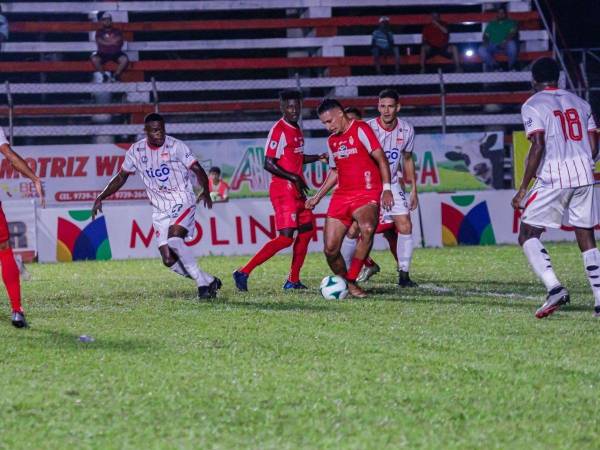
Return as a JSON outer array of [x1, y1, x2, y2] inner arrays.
[[327, 120, 383, 193], [422, 22, 449, 49], [265, 118, 305, 190]]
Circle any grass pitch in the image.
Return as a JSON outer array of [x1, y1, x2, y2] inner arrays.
[[1, 243, 600, 449]]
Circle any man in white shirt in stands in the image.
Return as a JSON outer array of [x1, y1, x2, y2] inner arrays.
[[512, 57, 600, 318]]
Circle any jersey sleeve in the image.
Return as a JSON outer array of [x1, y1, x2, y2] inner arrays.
[[0, 127, 8, 146], [403, 123, 415, 153], [327, 137, 336, 169], [356, 122, 382, 153], [265, 123, 286, 159], [521, 103, 545, 137], [585, 104, 598, 131], [178, 141, 197, 168], [121, 146, 137, 174]]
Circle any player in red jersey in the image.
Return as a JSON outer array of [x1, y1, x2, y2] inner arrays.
[[306, 99, 393, 298], [0, 127, 45, 328], [233, 90, 327, 291]]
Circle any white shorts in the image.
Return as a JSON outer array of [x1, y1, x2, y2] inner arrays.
[[522, 182, 597, 229], [382, 183, 410, 223], [152, 203, 197, 247]]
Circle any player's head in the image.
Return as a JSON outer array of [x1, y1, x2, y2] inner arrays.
[[531, 57, 560, 90], [344, 106, 363, 121], [377, 89, 401, 125], [209, 166, 221, 181], [317, 98, 347, 134], [144, 113, 166, 147], [496, 5, 507, 20], [100, 12, 113, 27], [431, 11, 440, 21], [279, 90, 302, 124]]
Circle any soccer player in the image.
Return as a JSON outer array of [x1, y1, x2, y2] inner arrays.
[[512, 57, 599, 318], [0, 127, 45, 328], [306, 98, 394, 298], [233, 90, 327, 291], [92, 113, 221, 300]]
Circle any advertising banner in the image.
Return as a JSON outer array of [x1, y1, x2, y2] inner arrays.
[[6, 132, 504, 206], [36, 197, 422, 262], [2, 200, 37, 261]]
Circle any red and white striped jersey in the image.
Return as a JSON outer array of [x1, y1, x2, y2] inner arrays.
[[0, 127, 8, 146], [367, 117, 414, 185], [521, 88, 598, 188], [122, 135, 197, 212]]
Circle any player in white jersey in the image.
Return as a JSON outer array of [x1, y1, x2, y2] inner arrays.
[[92, 113, 221, 300], [340, 89, 419, 287], [512, 58, 600, 318]]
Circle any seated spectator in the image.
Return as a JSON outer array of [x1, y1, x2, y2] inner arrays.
[[344, 106, 363, 121], [208, 167, 230, 202], [371, 17, 400, 75], [90, 12, 129, 82], [420, 12, 462, 73], [0, 6, 8, 52], [478, 6, 519, 71]]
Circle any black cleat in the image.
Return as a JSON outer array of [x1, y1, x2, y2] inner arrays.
[[208, 277, 222, 297], [232, 270, 249, 292], [11, 311, 28, 328], [535, 286, 570, 319], [398, 270, 418, 288], [593, 306, 600, 318], [198, 285, 216, 301]]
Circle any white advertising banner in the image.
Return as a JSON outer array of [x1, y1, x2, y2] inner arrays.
[[36, 197, 422, 263], [2, 200, 37, 261]]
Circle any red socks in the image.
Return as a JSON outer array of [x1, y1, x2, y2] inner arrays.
[[346, 257, 365, 282], [288, 230, 313, 282], [241, 235, 294, 275], [0, 247, 22, 313]]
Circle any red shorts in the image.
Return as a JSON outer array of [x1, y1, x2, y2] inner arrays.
[[270, 188, 314, 231], [0, 205, 9, 242], [327, 190, 381, 227]]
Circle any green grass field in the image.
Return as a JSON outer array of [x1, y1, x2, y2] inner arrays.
[[1, 243, 600, 449]]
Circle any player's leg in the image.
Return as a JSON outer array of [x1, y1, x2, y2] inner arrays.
[[357, 221, 393, 283], [346, 202, 379, 297], [323, 217, 350, 277], [0, 207, 26, 328], [383, 227, 398, 262], [394, 214, 417, 287], [340, 221, 360, 270], [286, 205, 316, 289], [153, 210, 190, 278]]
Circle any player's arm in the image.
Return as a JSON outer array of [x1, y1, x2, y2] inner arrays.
[[92, 169, 130, 219], [302, 153, 328, 164], [590, 130, 599, 161], [370, 148, 394, 211], [189, 161, 212, 209], [402, 152, 418, 210], [512, 132, 545, 209], [0, 143, 45, 207], [264, 156, 309, 197], [305, 169, 338, 210]]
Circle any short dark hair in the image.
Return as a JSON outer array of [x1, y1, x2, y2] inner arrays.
[[344, 106, 363, 119], [209, 166, 221, 175], [379, 89, 399, 102], [144, 113, 164, 124], [279, 90, 302, 102], [496, 4, 507, 13], [532, 57, 560, 84], [317, 98, 343, 115]]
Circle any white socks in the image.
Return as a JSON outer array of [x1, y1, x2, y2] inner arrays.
[[397, 233, 414, 272], [168, 260, 190, 278], [522, 238, 561, 291], [167, 236, 214, 287], [341, 237, 357, 271], [583, 248, 600, 307]]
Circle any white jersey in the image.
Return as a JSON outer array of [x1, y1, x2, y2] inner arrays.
[[0, 127, 8, 146], [367, 117, 414, 184], [122, 135, 197, 212], [522, 88, 598, 189]]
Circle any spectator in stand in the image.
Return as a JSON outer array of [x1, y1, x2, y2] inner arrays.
[[208, 167, 230, 202], [0, 6, 9, 52], [420, 12, 462, 73], [90, 12, 129, 82], [478, 5, 519, 72], [371, 16, 400, 75]]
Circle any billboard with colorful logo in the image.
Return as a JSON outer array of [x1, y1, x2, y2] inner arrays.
[[56, 210, 111, 262]]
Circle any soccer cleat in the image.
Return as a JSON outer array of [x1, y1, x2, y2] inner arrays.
[[593, 306, 600, 318], [535, 286, 570, 319], [232, 270, 249, 292], [398, 270, 418, 288], [283, 280, 308, 290], [347, 281, 367, 298], [208, 277, 222, 297], [357, 263, 380, 283], [198, 285, 216, 300], [11, 311, 28, 329]]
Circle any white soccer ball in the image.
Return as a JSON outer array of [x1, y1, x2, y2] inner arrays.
[[320, 275, 348, 300]]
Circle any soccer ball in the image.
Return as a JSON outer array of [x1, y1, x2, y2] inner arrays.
[[320, 275, 348, 300]]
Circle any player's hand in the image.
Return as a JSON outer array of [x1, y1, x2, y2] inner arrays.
[[33, 178, 46, 209], [511, 188, 526, 210], [293, 176, 310, 198], [305, 196, 320, 210], [382, 190, 394, 211], [91, 198, 102, 220], [409, 190, 418, 211], [318, 153, 329, 163], [198, 191, 213, 209]]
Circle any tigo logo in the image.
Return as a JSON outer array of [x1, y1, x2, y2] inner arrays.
[[57, 210, 112, 262], [441, 195, 495, 246]]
